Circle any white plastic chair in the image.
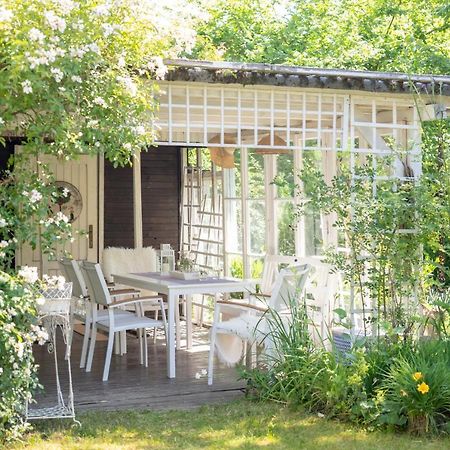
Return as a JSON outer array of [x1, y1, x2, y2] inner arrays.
[[208, 264, 311, 385], [80, 261, 168, 381]]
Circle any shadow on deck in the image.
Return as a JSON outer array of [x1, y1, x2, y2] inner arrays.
[[32, 326, 245, 412]]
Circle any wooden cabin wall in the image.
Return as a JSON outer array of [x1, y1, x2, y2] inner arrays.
[[141, 146, 181, 252], [103, 146, 181, 252], [104, 159, 135, 248]]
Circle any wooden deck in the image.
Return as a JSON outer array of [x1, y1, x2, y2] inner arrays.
[[32, 325, 245, 412]]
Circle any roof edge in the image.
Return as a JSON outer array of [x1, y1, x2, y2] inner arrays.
[[164, 58, 450, 85]]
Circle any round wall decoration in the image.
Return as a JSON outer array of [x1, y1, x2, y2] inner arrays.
[[52, 181, 83, 223]]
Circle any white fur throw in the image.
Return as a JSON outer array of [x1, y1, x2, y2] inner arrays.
[[102, 246, 157, 282]]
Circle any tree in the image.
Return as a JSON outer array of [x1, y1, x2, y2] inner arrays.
[[0, 0, 201, 269], [193, 0, 450, 75]]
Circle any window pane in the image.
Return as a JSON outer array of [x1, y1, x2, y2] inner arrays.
[[277, 201, 296, 255], [223, 149, 241, 198], [248, 200, 265, 255], [248, 150, 265, 199], [224, 199, 242, 254], [276, 152, 295, 198]]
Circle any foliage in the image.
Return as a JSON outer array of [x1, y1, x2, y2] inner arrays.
[[194, 0, 450, 75], [0, 159, 73, 270], [0, 270, 47, 443], [0, 0, 201, 441], [241, 289, 450, 435], [380, 340, 450, 434]]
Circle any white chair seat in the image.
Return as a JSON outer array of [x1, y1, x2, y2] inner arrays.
[[97, 309, 133, 321], [97, 315, 165, 332]]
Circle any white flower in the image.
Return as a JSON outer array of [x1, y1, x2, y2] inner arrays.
[[95, 141, 101, 147], [0, 7, 13, 22], [69, 47, 86, 59], [43, 274, 66, 290], [194, 372, 201, 379], [0, 240, 8, 249], [102, 23, 115, 37], [18, 266, 39, 284], [92, 3, 111, 16], [93, 96, 107, 108], [123, 142, 132, 151], [44, 10, 66, 33], [56, 0, 77, 15], [62, 187, 70, 197], [51, 67, 64, 82], [16, 342, 25, 359], [147, 57, 167, 80], [55, 211, 69, 223], [134, 125, 145, 136], [36, 296, 45, 305], [86, 42, 100, 55], [21, 80, 32, 94], [117, 75, 137, 97], [117, 56, 126, 68], [71, 75, 82, 83], [0, 218, 7, 227], [28, 27, 45, 43], [87, 119, 99, 128], [0, 117, 4, 125], [30, 189, 43, 203], [201, 369, 207, 376]]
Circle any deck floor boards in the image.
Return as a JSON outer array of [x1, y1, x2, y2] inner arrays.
[[33, 325, 245, 412]]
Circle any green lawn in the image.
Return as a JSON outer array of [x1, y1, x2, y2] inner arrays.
[[13, 400, 450, 450]]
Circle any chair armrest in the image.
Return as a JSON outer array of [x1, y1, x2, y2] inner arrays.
[[109, 295, 163, 308], [216, 300, 267, 313], [110, 288, 141, 298]]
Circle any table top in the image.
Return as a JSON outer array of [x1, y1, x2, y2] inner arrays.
[[112, 271, 255, 295]]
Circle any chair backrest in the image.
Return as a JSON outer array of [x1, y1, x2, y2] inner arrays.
[[268, 264, 311, 312], [260, 255, 300, 296], [80, 261, 111, 306], [59, 257, 88, 298]]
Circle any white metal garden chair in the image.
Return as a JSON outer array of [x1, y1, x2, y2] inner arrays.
[[59, 257, 139, 368], [208, 264, 311, 385], [80, 261, 168, 381]]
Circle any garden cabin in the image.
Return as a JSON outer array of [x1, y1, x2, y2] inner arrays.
[[8, 59, 449, 281]]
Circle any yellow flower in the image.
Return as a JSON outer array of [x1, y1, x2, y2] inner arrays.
[[412, 372, 423, 381], [417, 382, 430, 395]]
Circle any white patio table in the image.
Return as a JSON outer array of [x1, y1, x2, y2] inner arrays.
[[112, 271, 255, 378]]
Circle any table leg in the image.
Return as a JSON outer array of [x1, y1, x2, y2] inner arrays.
[[176, 297, 181, 350], [167, 292, 176, 378], [186, 295, 193, 350]]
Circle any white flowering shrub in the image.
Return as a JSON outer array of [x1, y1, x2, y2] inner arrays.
[[0, 270, 48, 443], [0, 0, 200, 164], [0, 0, 201, 441]]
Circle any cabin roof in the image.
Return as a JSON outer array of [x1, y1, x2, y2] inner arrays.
[[164, 59, 450, 97]]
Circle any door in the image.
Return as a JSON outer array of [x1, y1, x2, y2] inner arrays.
[[16, 148, 99, 276]]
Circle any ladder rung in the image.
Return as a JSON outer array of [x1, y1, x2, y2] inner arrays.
[[193, 237, 223, 244], [191, 250, 223, 258], [184, 224, 222, 230], [197, 211, 222, 216]]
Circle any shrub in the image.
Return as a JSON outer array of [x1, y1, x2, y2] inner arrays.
[[0, 270, 46, 443]]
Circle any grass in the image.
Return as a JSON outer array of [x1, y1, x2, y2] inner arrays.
[[12, 399, 450, 450]]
